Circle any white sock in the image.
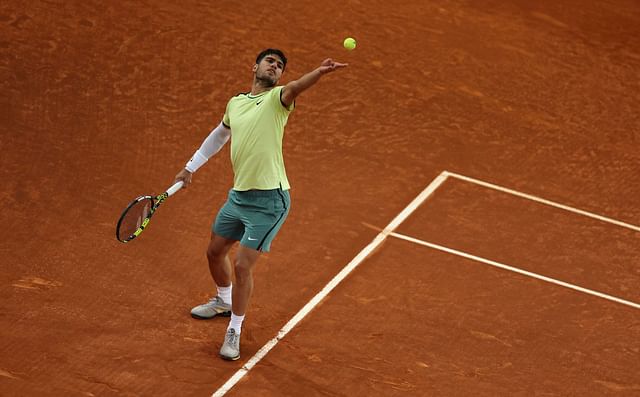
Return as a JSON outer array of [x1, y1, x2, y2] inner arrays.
[[217, 285, 232, 305], [228, 313, 245, 334]]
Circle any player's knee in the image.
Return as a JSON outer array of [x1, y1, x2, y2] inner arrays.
[[233, 260, 253, 284], [207, 244, 226, 263]]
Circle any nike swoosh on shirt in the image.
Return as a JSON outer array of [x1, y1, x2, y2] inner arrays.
[[256, 100, 263, 106], [248, 237, 258, 241]]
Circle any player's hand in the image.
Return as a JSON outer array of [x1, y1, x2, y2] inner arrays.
[[318, 58, 348, 75], [174, 168, 192, 189]]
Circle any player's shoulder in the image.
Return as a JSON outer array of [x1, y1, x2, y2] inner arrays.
[[231, 91, 250, 99], [265, 86, 286, 102], [226, 92, 250, 108], [271, 86, 293, 111]]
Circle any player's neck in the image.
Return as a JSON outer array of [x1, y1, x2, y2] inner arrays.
[[251, 79, 275, 95]]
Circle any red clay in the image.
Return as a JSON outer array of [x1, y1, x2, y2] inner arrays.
[[1, 0, 639, 395]]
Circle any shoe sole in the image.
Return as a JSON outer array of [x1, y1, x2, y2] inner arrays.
[[220, 352, 240, 361], [190, 310, 232, 320]]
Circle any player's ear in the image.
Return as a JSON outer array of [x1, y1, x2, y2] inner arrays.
[[252, 64, 258, 72]]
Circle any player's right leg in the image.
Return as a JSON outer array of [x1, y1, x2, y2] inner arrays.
[[191, 193, 244, 320], [190, 233, 236, 319], [207, 232, 236, 288]]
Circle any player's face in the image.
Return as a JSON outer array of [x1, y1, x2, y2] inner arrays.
[[254, 54, 285, 86]]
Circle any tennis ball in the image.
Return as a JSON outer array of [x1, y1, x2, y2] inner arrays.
[[343, 37, 356, 51]]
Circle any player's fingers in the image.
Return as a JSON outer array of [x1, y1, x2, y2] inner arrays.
[[175, 177, 189, 189]]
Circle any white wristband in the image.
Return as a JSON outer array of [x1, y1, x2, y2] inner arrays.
[[185, 150, 208, 173]]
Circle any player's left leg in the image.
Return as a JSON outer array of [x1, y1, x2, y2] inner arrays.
[[231, 245, 261, 316], [219, 188, 290, 360], [220, 245, 261, 361]]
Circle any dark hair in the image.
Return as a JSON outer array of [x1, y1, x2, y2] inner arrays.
[[255, 48, 287, 70]]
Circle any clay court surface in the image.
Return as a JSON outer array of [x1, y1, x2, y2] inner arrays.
[[2, 0, 640, 396]]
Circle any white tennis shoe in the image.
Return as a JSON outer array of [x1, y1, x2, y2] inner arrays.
[[190, 296, 231, 319], [220, 328, 240, 361]]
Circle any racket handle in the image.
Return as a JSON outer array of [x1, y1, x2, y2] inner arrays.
[[166, 181, 184, 197]]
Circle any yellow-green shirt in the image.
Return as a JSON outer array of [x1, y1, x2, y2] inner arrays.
[[222, 86, 294, 191]]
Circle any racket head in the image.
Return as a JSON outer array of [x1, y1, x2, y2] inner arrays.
[[116, 195, 155, 243]]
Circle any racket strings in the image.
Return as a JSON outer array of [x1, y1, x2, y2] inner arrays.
[[118, 198, 153, 241]]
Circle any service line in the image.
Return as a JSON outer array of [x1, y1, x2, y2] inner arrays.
[[389, 231, 640, 310]]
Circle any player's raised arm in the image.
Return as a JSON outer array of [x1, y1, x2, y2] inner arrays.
[[280, 58, 348, 107]]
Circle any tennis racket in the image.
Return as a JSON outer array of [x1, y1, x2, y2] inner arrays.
[[116, 181, 184, 243]]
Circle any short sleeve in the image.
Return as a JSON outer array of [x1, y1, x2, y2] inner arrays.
[[272, 86, 294, 113], [222, 99, 232, 127]]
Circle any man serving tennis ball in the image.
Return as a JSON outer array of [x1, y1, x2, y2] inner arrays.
[[173, 49, 347, 361]]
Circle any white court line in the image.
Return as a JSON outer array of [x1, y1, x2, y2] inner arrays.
[[211, 171, 450, 397], [390, 231, 640, 310], [445, 171, 640, 233]]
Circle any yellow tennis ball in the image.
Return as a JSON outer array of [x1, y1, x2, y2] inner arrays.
[[343, 37, 356, 51]]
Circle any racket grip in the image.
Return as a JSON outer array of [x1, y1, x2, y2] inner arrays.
[[166, 181, 184, 197]]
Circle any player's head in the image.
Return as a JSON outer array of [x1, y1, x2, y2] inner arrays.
[[255, 49, 287, 70], [253, 48, 287, 87]]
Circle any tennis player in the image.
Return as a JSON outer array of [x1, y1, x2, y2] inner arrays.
[[173, 49, 347, 360]]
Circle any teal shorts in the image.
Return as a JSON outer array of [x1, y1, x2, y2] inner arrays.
[[213, 188, 290, 252]]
